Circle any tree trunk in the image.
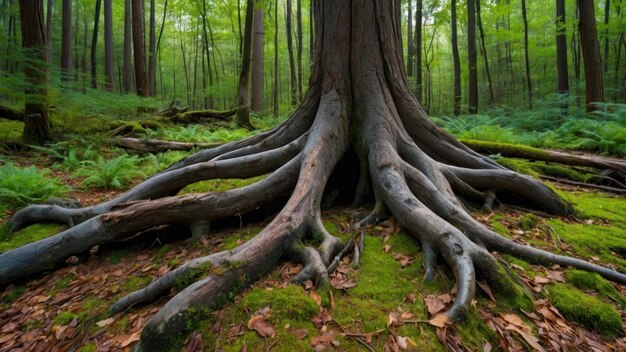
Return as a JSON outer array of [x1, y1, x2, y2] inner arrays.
[[5, 2, 625, 351], [578, 0, 604, 111], [296, 0, 303, 102], [451, 0, 462, 116], [19, 0, 51, 144], [123, 0, 134, 93], [236, 0, 255, 129], [603, 0, 610, 73], [200, 0, 213, 109], [132, 0, 149, 97], [556, 0, 569, 95], [476, 0, 494, 105], [415, 0, 422, 100], [251, 0, 264, 112], [104, 0, 114, 91], [148, 0, 156, 96], [60, 0, 72, 82], [467, 0, 478, 113], [287, 0, 297, 106], [521, 0, 532, 109], [90, 0, 101, 89], [273, 0, 279, 116], [46, 0, 53, 64], [407, 0, 414, 77]]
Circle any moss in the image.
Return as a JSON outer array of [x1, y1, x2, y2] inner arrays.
[[179, 176, 265, 194], [518, 213, 539, 231], [496, 158, 540, 177], [154, 244, 173, 262], [0, 118, 23, 140], [78, 342, 97, 352], [489, 221, 511, 238], [124, 276, 152, 291], [565, 269, 625, 306], [49, 274, 76, 296], [548, 283, 622, 336], [0, 223, 66, 254], [1, 285, 25, 305], [222, 226, 262, 250], [533, 163, 595, 183], [108, 248, 132, 264], [241, 285, 319, 321], [172, 262, 214, 291], [54, 311, 77, 326], [456, 308, 499, 351]]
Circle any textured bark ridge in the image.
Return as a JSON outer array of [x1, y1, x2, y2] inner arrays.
[[2, 1, 625, 349]]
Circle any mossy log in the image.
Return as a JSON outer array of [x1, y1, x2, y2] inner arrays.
[[113, 137, 222, 153], [462, 139, 626, 174], [0, 104, 24, 121]]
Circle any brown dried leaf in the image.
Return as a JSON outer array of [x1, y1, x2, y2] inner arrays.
[[429, 314, 451, 328], [502, 313, 529, 331], [383, 245, 391, 253], [387, 312, 399, 327], [247, 316, 275, 338], [477, 281, 497, 302], [121, 331, 141, 347], [404, 293, 416, 304], [423, 295, 447, 316], [185, 331, 203, 352], [291, 328, 308, 340], [505, 325, 546, 352], [310, 290, 322, 306], [534, 276, 551, 284]]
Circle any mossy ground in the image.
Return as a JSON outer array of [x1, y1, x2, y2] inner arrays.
[[0, 122, 624, 351]]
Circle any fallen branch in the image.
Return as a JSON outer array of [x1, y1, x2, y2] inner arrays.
[[462, 139, 626, 174], [0, 104, 24, 121], [113, 137, 222, 153], [540, 175, 626, 194]]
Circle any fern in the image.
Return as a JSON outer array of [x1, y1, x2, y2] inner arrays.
[[0, 163, 71, 211], [74, 154, 146, 189]]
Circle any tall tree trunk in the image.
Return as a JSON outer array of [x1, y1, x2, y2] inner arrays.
[[451, 0, 462, 116], [90, 0, 102, 89], [578, 0, 604, 111], [132, 0, 148, 97], [46, 0, 53, 64], [287, 0, 297, 106], [415, 0, 422, 100], [296, 0, 303, 102], [476, 0, 494, 105], [521, 0, 532, 109], [19, 0, 51, 144], [236, 0, 254, 129], [200, 0, 214, 109], [273, 0, 279, 116], [148, 0, 156, 96], [467, 0, 478, 113], [407, 0, 414, 77], [104, 0, 114, 91], [556, 0, 569, 94], [603, 0, 610, 73], [251, 0, 264, 112], [123, 0, 134, 93], [61, 0, 72, 82]]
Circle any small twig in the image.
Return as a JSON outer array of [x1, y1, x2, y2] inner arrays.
[[265, 339, 278, 352], [540, 175, 626, 194], [347, 336, 376, 352], [327, 235, 357, 273]]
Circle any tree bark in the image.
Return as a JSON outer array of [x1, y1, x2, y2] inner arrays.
[[251, 0, 264, 112], [148, 0, 156, 96], [578, 0, 604, 111], [236, 0, 255, 129], [556, 0, 569, 94], [407, 0, 414, 77], [603, 0, 610, 73], [451, 0, 462, 116], [123, 0, 134, 93], [104, 0, 114, 91], [60, 0, 72, 82], [19, 0, 51, 144], [296, 0, 303, 102], [521, 0, 532, 109], [273, 0, 279, 116], [5, 2, 625, 350], [476, 0, 494, 105], [46, 0, 53, 64], [132, 0, 149, 97], [467, 0, 478, 113], [287, 0, 298, 106], [415, 0, 422, 100], [90, 0, 102, 89]]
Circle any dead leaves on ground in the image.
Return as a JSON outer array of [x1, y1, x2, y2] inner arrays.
[[247, 306, 276, 338]]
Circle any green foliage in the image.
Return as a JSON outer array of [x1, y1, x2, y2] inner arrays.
[[74, 154, 146, 189], [565, 269, 625, 306], [0, 163, 71, 211], [518, 213, 539, 231], [0, 223, 65, 254], [144, 125, 253, 144], [548, 283, 622, 336], [1, 285, 25, 305], [53, 311, 77, 326]]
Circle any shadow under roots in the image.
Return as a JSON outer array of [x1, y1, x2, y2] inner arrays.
[[322, 147, 362, 208]]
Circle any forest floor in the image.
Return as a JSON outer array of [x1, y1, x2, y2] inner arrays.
[[0, 113, 625, 352]]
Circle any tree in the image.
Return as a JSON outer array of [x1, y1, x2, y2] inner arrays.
[[90, 0, 101, 89], [148, 0, 156, 96], [251, 0, 264, 111], [578, 0, 604, 111], [46, 0, 53, 64], [407, 0, 414, 77], [60, 0, 72, 82], [273, 0, 279, 115], [132, 0, 149, 97], [521, 0, 532, 109], [235, 0, 255, 129], [467, 0, 478, 113], [451, 0, 462, 116], [123, 0, 134, 93], [3, 1, 625, 349], [287, 0, 297, 106], [476, 0, 494, 105], [415, 0, 422, 100], [104, 0, 114, 91], [19, 0, 51, 144], [296, 0, 303, 101], [556, 0, 569, 95]]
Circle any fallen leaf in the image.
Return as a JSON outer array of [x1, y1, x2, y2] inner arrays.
[[404, 293, 416, 304], [400, 312, 415, 320], [310, 290, 321, 306], [185, 331, 203, 352], [96, 317, 116, 327], [502, 313, 528, 330], [66, 256, 80, 265], [291, 328, 308, 340], [121, 331, 141, 347], [429, 314, 451, 328], [477, 281, 497, 302], [247, 316, 275, 338], [387, 312, 399, 327], [383, 245, 391, 253], [423, 295, 447, 316], [534, 276, 551, 284], [506, 325, 546, 352]]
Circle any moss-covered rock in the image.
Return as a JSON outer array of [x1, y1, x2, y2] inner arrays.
[[548, 283, 622, 336]]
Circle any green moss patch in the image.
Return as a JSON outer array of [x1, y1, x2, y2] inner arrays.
[[548, 283, 622, 336], [0, 223, 66, 254], [565, 269, 625, 306]]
